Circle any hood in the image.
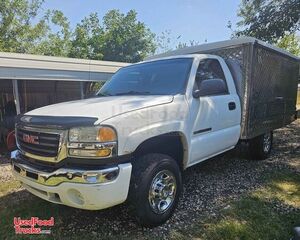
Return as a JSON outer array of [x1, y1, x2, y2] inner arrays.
[[26, 95, 174, 123]]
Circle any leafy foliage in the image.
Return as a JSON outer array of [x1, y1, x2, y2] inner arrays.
[[0, 1, 156, 62], [33, 10, 72, 57], [235, 0, 300, 43], [69, 13, 103, 60], [276, 34, 300, 56], [0, 0, 48, 53], [100, 10, 156, 62]]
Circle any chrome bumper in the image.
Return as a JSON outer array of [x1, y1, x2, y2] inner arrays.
[[11, 150, 120, 186]]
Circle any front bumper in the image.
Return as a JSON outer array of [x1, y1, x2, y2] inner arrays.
[[11, 150, 132, 210]]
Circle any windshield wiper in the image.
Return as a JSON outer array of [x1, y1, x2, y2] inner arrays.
[[114, 91, 151, 96]]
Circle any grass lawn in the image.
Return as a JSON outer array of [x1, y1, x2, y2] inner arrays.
[[170, 170, 300, 240], [0, 168, 299, 240]]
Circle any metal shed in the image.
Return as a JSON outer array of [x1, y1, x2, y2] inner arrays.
[[0, 52, 128, 146]]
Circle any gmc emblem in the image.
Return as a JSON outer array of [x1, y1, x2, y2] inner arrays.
[[22, 134, 39, 145]]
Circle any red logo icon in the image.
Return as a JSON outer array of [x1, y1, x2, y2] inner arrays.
[[22, 134, 39, 145]]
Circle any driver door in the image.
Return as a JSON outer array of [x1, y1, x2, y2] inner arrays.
[[189, 58, 241, 165]]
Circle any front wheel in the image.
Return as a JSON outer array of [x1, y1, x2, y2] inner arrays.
[[249, 131, 273, 160], [129, 153, 182, 227]]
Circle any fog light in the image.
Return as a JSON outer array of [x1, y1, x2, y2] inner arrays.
[[67, 189, 84, 205], [69, 149, 111, 157]]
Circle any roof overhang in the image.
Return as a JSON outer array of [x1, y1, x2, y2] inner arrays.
[[0, 52, 130, 82]]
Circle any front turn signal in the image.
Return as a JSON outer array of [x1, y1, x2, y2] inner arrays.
[[97, 127, 117, 142]]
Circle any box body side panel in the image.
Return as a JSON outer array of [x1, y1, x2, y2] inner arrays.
[[247, 44, 299, 138], [196, 43, 299, 139]]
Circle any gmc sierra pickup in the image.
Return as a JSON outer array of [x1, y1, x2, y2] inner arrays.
[[11, 38, 299, 226]]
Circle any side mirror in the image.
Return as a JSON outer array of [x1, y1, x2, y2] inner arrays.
[[193, 79, 227, 98], [192, 89, 201, 98]]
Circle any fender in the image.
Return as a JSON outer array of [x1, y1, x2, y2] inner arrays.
[[132, 131, 189, 170], [101, 96, 191, 167]]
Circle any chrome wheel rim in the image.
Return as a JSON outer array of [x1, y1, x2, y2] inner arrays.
[[263, 133, 272, 153], [148, 170, 177, 214]]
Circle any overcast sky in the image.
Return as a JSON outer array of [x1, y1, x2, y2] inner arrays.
[[43, 0, 241, 48]]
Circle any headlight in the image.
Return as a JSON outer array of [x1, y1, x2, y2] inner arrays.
[[69, 126, 117, 143], [68, 126, 117, 158]]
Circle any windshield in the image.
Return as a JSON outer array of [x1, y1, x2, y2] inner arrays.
[[97, 58, 193, 96]]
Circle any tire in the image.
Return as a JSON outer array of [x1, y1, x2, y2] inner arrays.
[[129, 153, 182, 227], [249, 131, 273, 160]]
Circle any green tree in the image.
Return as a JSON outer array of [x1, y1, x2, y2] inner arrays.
[[0, 0, 71, 56], [101, 10, 156, 62], [69, 10, 156, 62], [32, 10, 71, 57], [69, 13, 103, 59], [0, 0, 48, 53], [0, 2, 156, 62], [276, 34, 300, 56], [235, 0, 300, 43]]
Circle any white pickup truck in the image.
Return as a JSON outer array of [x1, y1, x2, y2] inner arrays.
[[11, 38, 299, 226]]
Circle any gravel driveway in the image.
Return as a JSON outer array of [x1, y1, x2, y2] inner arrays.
[[0, 120, 299, 239]]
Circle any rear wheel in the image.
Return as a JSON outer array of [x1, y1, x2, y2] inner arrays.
[[249, 131, 273, 160], [129, 153, 182, 227]]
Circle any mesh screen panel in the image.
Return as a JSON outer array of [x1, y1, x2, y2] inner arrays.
[[196, 43, 299, 139], [249, 45, 299, 137]]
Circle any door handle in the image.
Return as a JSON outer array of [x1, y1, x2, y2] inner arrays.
[[228, 102, 236, 110]]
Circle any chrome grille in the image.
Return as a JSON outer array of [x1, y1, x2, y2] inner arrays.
[[16, 128, 60, 157]]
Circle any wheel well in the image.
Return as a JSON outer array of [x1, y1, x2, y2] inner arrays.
[[133, 132, 186, 170]]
